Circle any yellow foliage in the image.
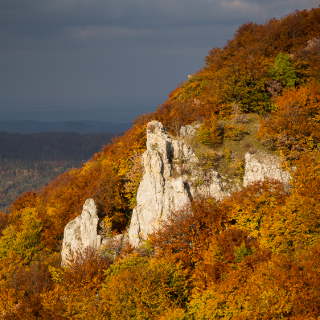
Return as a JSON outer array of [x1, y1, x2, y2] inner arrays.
[[99, 256, 188, 319]]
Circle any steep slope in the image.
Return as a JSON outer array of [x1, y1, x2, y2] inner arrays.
[[0, 7, 319, 319], [6, 8, 319, 251]]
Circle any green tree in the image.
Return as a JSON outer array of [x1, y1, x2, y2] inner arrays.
[[270, 53, 298, 87]]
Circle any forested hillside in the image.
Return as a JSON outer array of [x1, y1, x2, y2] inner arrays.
[[0, 8, 320, 319], [0, 132, 114, 210], [0, 160, 80, 210]]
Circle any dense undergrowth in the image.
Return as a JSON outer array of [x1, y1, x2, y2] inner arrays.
[[0, 8, 320, 319]]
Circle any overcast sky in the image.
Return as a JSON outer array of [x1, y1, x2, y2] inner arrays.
[[0, 0, 318, 122]]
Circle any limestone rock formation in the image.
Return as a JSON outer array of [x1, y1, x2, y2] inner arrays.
[[61, 198, 127, 265], [61, 121, 292, 260], [243, 151, 290, 187], [61, 198, 102, 265], [128, 121, 291, 247], [128, 121, 229, 247]]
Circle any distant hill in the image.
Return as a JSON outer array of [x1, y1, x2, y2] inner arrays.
[[0, 130, 118, 209], [0, 120, 130, 134], [0, 132, 114, 161], [0, 159, 80, 210]]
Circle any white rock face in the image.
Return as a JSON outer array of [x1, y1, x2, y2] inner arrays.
[[61, 121, 291, 259], [61, 199, 103, 265], [128, 121, 228, 247], [128, 121, 291, 247], [243, 152, 290, 187], [61, 198, 128, 265]]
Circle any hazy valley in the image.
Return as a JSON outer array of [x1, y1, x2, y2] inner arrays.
[[0, 122, 129, 209]]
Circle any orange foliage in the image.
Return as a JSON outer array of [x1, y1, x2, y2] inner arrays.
[[259, 83, 320, 159], [99, 255, 189, 319], [0, 211, 8, 236], [151, 199, 227, 269], [41, 249, 111, 319]]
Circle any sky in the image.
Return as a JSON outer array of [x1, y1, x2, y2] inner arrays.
[[0, 0, 318, 122]]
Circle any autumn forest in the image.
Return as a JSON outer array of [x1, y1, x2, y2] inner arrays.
[[1, 7, 320, 319]]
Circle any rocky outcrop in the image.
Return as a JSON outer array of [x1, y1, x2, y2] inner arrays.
[[61, 121, 291, 260], [243, 152, 290, 187], [128, 121, 229, 247], [128, 121, 291, 247], [61, 199, 102, 265], [61, 198, 126, 265]]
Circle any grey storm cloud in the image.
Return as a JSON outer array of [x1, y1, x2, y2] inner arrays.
[[2, 0, 318, 38], [0, 0, 318, 121]]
